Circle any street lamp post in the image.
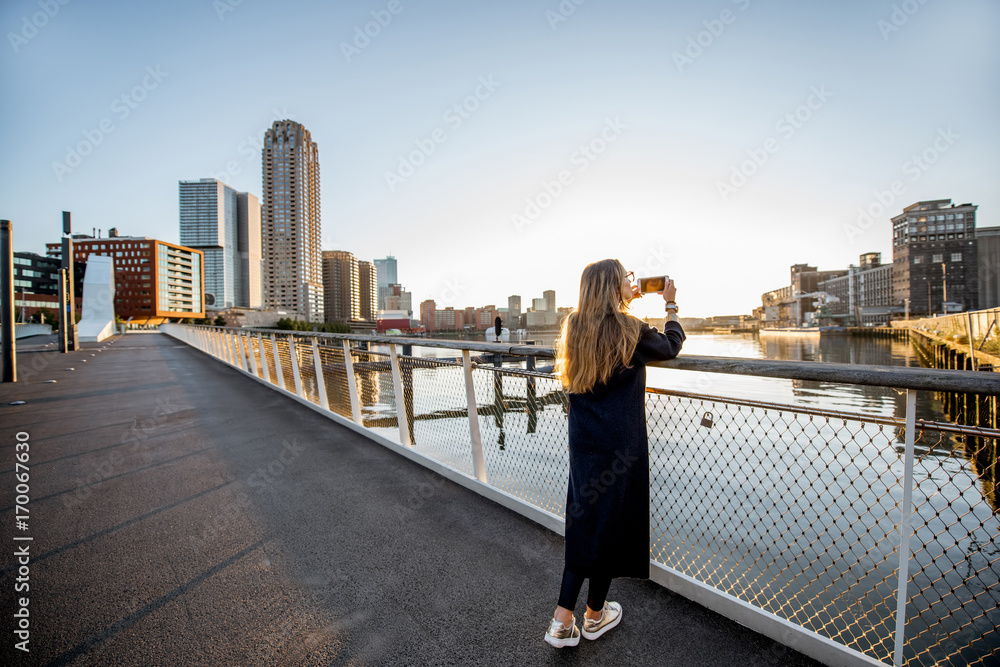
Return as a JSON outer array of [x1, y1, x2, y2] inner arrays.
[[1, 220, 16, 382], [59, 211, 78, 352]]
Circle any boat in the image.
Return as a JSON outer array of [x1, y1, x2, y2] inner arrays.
[[485, 327, 511, 342]]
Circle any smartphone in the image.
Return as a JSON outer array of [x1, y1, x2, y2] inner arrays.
[[637, 275, 669, 294]]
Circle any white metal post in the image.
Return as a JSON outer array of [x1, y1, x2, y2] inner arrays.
[[388, 343, 412, 447], [462, 350, 488, 483], [246, 332, 259, 376], [289, 337, 305, 399], [236, 332, 249, 372], [893, 388, 917, 667], [230, 332, 241, 368], [225, 331, 236, 365], [257, 333, 270, 383], [342, 339, 362, 424], [270, 334, 285, 390], [311, 338, 330, 411]]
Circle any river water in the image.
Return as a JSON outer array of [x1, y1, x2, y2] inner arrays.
[[347, 332, 997, 665]]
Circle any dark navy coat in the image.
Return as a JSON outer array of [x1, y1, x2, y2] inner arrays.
[[564, 321, 686, 578]]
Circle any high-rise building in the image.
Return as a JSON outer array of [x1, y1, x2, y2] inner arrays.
[[543, 290, 556, 312], [374, 256, 397, 310], [321, 250, 359, 322], [237, 192, 263, 308], [892, 199, 978, 316], [46, 233, 204, 321], [382, 283, 412, 316], [179, 178, 262, 309], [419, 299, 435, 332], [532, 297, 546, 312], [507, 295, 521, 320], [358, 260, 378, 320], [475, 305, 498, 329], [263, 120, 323, 322]]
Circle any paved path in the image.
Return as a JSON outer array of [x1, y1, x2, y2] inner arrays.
[[0, 333, 821, 666]]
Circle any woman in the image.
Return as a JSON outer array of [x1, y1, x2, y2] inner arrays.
[[544, 259, 685, 648]]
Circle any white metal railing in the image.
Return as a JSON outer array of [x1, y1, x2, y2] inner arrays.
[[161, 324, 999, 667]]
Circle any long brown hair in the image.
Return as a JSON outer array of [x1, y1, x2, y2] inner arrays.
[[556, 259, 643, 393]]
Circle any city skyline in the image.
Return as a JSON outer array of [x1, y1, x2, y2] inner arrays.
[[2, 0, 997, 318]]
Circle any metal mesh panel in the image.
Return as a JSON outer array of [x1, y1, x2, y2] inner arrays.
[[472, 365, 569, 515], [245, 335, 263, 378], [351, 347, 398, 442], [903, 425, 999, 666], [272, 335, 297, 393], [315, 341, 352, 419], [296, 340, 319, 404], [644, 389, 1000, 667], [257, 335, 278, 384], [646, 391, 902, 658], [398, 352, 475, 476]]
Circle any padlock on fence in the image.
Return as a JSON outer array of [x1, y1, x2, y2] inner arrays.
[[700, 412, 714, 428]]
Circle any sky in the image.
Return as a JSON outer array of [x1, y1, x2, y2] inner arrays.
[[2, 0, 998, 319]]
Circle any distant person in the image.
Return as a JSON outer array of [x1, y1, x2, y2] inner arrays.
[[544, 259, 684, 648], [495, 315, 502, 341]]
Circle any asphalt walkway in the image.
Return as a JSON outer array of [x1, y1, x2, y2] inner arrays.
[[0, 333, 821, 666]]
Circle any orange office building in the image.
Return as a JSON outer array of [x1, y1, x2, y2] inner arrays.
[[46, 230, 205, 325]]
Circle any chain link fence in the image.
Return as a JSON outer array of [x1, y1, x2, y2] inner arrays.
[[169, 325, 999, 666]]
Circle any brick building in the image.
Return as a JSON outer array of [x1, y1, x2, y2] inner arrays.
[[892, 199, 978, 316], [46, 232, 204, 323]]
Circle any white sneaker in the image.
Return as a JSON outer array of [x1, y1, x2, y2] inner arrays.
[[544, 616, 581, 648], [582, 601, 622, 640]]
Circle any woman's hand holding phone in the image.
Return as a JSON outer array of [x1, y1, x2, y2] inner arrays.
[[662, 279, 677, 304]]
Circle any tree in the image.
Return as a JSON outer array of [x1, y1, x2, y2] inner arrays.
[[213, 315, 226, 326], [324, 321, 350, 334]]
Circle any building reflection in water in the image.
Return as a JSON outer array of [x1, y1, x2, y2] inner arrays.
[[760, 334, 997, 512]]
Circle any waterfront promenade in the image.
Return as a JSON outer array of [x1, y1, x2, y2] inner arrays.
[[0, 333, 822, 666]]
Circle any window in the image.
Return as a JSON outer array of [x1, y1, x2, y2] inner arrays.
[[951, 253, 962, 262], [932, 254, 943, 263], [914, 256, 924, 264]]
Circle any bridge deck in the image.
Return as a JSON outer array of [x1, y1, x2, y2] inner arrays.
[[0, 333, 819, 666]]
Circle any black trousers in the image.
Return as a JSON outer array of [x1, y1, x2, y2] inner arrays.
[[557, 567, 612, 612]]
